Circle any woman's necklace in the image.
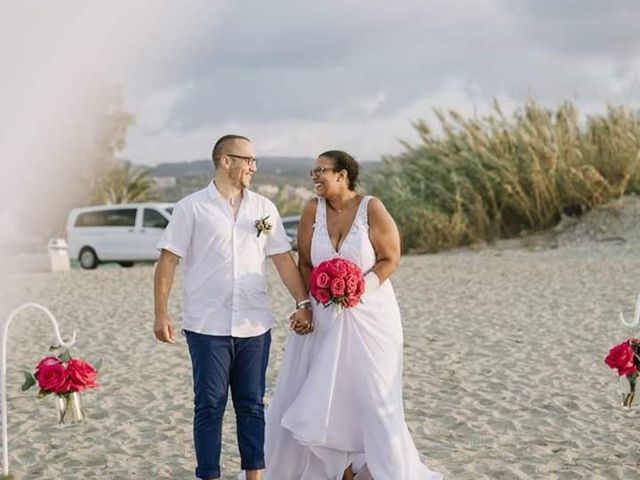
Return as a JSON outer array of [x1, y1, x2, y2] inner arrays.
[[327, 196, 356, 214]]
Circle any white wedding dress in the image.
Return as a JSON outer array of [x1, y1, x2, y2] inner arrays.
[[255, 196, 443, 479]]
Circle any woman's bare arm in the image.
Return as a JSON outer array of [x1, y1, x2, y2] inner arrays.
[[367, 197, 401, 283]]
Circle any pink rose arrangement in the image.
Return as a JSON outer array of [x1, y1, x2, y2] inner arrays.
[[604, 338, 640, 408], [309, 258, 365, 309], [22, 348, 100, 422]]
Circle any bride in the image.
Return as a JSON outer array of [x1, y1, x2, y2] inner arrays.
[[258, 150, 442, 479]]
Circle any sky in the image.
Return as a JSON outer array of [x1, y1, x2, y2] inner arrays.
[[2, 0, 640, 171], [123, 0, 640, 164]]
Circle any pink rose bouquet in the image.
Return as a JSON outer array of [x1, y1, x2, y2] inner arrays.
[[309, 258, 365, 309], [22, 348, 101, 422], [605, 338, 640, 408]]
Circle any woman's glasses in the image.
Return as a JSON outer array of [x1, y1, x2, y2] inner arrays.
[[309, 166, 339, 177]]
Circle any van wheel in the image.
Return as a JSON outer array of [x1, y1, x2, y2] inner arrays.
[[119, 262, 134, 268], [79, 247, 98, 270]]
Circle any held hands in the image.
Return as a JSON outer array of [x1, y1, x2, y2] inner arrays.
[[289, 307, 313, 335], [154, 312, 176, 344]]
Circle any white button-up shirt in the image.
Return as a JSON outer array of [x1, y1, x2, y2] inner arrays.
[[157, 182, 291, 337]]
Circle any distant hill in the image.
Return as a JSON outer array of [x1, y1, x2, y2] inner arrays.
[[147, 156, 382, 202], [151, 156, 381, 178], [151, 156, 315, 186], [150, 159, 212, 177]]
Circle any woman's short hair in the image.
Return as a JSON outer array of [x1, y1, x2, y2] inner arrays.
[[319, 150, 359, 191]]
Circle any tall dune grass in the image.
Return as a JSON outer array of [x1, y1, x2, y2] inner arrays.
[[369, 102, 640, 253]]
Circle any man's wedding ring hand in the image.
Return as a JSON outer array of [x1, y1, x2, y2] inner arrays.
[[298, 321, 313, 334], [292, 319, 313, 335]]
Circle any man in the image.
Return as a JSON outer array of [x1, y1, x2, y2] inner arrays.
[[153, 134, 313, 480]]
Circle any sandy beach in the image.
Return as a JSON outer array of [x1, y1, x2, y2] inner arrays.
[[1, 208, 640, 478]]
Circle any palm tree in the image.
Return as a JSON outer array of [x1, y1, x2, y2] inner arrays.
[[91, 162, 158, 204]]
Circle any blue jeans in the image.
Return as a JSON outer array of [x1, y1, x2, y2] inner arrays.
[[185, 330, 271, 479]]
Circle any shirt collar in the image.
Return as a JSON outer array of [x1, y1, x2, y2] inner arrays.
[[208, 181, 252, 203], [207, 181, 219, 201]]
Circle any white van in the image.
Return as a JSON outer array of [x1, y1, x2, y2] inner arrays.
[[66, 203, 174, 269]]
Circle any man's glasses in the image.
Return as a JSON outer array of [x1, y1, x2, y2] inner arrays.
[[227, 154, 258, 167], [309, 166, 339, 177]]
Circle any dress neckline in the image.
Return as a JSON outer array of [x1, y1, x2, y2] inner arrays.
[[324, 196, 367, 255]]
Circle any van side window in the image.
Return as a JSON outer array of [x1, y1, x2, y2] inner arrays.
[[143, 209, 169, 229], [75, 209, 137, 227]]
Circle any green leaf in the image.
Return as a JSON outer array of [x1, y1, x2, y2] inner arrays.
[[20, 372, 36, 391], [58, 349, 71, 363], [93, 359, 103, 372], [49, 344, 60, 351], [37, 389, 51, 399]]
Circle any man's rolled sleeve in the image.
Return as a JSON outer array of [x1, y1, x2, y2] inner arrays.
[[156, 200, 193, 258], [266, 202, 292, 256]]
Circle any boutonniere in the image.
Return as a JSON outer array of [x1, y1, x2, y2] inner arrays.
[[255, 215, 273, 237]]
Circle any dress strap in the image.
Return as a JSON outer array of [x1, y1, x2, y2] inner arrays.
[[358, 195, 373, 226], [313, 197, 327, 231]]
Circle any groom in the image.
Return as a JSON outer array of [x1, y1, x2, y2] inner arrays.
[[153, 134, 313, 480]]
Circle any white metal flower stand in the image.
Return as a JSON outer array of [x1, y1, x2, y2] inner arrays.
[[0, 303, 76, 477], [620, 294, 640, 327]]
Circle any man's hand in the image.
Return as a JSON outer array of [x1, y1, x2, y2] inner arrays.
[[289, 308, 313, 335], [154, 249, 180, 345], [154, 312, 176, 344]]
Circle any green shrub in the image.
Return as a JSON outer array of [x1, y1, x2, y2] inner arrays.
[[369, 101, 640, 253]]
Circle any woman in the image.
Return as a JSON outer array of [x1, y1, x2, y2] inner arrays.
[[261, 151, 442, 479]]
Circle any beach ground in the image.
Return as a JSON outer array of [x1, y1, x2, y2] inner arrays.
[[1, 203, 640, 478]]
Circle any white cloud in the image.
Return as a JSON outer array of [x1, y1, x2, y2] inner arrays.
[[5, 0, 640, 173], [134, 84, 193, 133], [126, 65, 640, 166], [359, 93, 389, 116], [124, 77, 521, 164], [118, 1, 640, 165]]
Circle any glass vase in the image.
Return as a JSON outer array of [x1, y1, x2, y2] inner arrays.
[[619, 374, 637, 409], [55, 392, 85, 423]]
